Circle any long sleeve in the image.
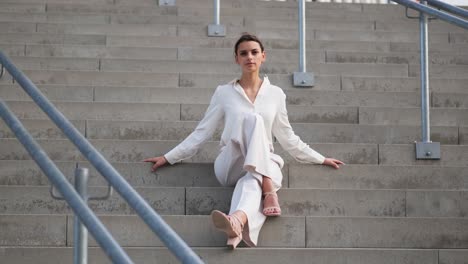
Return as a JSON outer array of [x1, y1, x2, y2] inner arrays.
[[272, 91, 325, 164], [164, 87, 224, 164]]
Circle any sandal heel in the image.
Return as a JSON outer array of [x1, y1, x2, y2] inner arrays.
[[227, 236, 242, 249]]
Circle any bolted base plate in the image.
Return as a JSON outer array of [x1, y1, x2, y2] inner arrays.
[[158, 0, 175, 6], [415, 142, 441, 160], [208, 24, 226, 37], [293, 72, 314, 87]]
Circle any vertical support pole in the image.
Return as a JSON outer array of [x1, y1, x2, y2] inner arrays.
[[74, 167, 89, 264], [293, 0, 314, 87], [415, 0, 440, 160], [208, 0, 226, 37]]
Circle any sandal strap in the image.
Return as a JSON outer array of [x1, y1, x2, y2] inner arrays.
[[263, 191, 278, 197], [229, 213, 244, 232]]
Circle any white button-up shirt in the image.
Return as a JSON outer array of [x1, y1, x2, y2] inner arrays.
[[164, 77, 326, 165]]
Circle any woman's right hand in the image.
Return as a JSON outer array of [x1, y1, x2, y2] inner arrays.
[[142, 156, 168, 172]]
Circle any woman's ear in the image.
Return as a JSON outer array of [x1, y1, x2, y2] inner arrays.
[[235, 54, 240, 65]]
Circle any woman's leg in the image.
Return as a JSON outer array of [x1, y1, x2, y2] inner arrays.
[[262, 176, 281, 216]]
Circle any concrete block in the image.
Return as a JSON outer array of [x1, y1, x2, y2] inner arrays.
[[316, 30, 448, 43], [306, 217, 468, 248], [289, 164, 468, 190], [342, 76, 468, 93], [291, 123, 458, 145], [6, 101, 180, 121], [0, 33, 106, 45], [460, 127, 468, 145], [285, 91, 420, 107], [279, 189, 405, 217], [359, 107, 468, 126], [407, 190, 468, 217], [46, 3, 177, 16], [0, 13, 109, 24], [409, 65, 468, 78], [186, 187, 233, 215], [181, 104, 359, 124], [9, 56, 99, 71], [450, 33, 468, 44], [0, 215, 66, 246], [25, 45, 177, 60], [433, 93, 468, 108], [0, 119, 85, 139], [0, 247, 440, 264], [177, 47, 325, 63], [0, 139, 83, 161], [110, 14, 244, 27], [87, 120, 200, 140], [379, 144, 468, 166], [0, 22, 36, 33], [21, 70, 178, 87], [390, 42, 468, 53], [0, 44, 25, 56], [36, 23, 177, 36], [94, 87, 214, 103], [0, 186, 184, 215], [439, 250, 468, 264], [69, 215, 305, 247], [0, 84, 94, 101], [376, 21, 467, 33], [0, 3, 45, 13], [254, 19, 374, 31], [0, 160, 76, 186]]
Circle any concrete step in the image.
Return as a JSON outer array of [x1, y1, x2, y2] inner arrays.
[[3, 214, 468, 248], [390, 42, 468, 53], [359, 107, 468, 126], [0, 12, 110, 24], [2, 160, 468, 190], [379, 144, 468, 166], [0, 139, 379, 164], [342, 76, 468, 93], [17, 70, 179, 87], [290, 164, 468, 190], [35, 23, 178, 37], [0, 33, 106, 45], [25, 44, 178, 60], [45, 3, 177, 16], [433, 93, 468, 108], [84, 120, 459, 144], [99, 59, 409, 76], [4, 185, 468, 218], [0, 186, 184, 215], [0, 3, 45, 14], [376, 21, 467, 33], [409, 64, 468, 78], [450, 33, 468, 44], [0, 247, 450, 264], [0, 84, 94, 101], [0, 21, 36, 33], [316, 30, 449, 43], [326, 51, 468, 65], [0, 119, 85, 139], [0, 44, 25, 57], [10, 56, 100, 71]]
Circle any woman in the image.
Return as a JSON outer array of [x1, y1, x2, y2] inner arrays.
[[144, 33, 344, 249]]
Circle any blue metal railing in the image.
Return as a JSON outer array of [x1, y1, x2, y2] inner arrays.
[[0, 51, 204, 264]]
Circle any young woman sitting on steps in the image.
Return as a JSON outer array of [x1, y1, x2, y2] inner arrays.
[[143, 33, 344, 249]]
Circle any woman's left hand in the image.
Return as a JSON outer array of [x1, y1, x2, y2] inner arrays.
[[322, 158, 345, 169]]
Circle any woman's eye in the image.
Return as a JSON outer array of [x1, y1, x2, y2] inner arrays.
[[240, 52, 247, 56], [252, 51, 258, 55]]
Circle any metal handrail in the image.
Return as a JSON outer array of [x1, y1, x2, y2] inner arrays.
[[391, 0, 468, 29], [0, 51, 204, 264], [0, 100, 134, 264], [426, 0, 468, 19]]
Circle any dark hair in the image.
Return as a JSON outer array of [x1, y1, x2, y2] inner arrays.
[[234, 33, 265, 56]]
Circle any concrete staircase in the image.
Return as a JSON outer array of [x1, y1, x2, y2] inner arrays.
[[1, 0, 468, 263]]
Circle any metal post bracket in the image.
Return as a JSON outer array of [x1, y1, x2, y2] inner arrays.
[[415, 141, 441, 160], [208, 24, 226, 37], [293, 72, 314, 87], [158, 0, 175, 6]]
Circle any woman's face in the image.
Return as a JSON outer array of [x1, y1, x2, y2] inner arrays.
[[235, 41, 266, 74]]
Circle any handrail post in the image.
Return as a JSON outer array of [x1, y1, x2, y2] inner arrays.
[[158, 0, 175, 6], [208, 0, 226, 37], [74, 168, 89, 264], [415, 0, 440, 160], [293, 0, 314, 87]]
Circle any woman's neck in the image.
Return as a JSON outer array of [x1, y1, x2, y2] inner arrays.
[[239, 73, 262, 91]]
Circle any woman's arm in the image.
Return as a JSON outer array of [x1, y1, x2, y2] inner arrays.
[[272, 91, 344, 169], [143, 87, 224, 170]]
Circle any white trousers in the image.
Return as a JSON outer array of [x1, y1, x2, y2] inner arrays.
[[214, 113, 284, 247]]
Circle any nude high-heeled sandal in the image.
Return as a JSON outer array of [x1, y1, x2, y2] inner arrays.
[[211, 210, 244, 249], [262, 191, 282, 216]]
